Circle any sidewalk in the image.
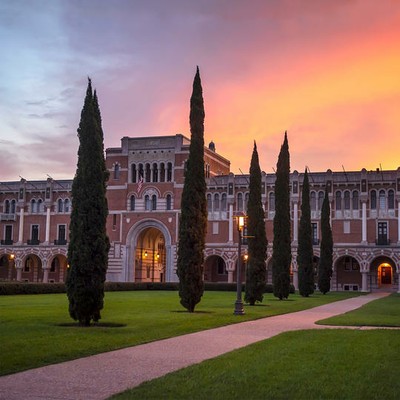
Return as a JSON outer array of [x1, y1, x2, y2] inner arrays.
[[0, 292, 389, 400]]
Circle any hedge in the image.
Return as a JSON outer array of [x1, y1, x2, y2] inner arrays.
[[0, 281, 295, 296]]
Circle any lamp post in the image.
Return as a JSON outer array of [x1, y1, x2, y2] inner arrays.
[[234, 215, 245, 315]]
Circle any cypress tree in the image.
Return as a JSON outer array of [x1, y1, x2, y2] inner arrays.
[[272, 132, 292, 300], [297, 169, 315, 297], [245, 141, 267, 305], [318, 189, 333, 294], [177, 67, 207, 312], [66, 78, 110, 326]]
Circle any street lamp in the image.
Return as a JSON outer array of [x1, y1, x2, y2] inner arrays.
[[234, 215, 245, 315]]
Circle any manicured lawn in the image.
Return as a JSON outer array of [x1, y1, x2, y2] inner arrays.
[[317, 293, 400, 326], [112, 329, 400, 400], [0, 290, 356, 376]]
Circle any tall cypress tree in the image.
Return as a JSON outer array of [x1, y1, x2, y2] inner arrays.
[[318, 189, 333, 294], [245, 141, 267, 305], [297, 169, 314, 297], [272, 132, 291, 300], [66, 78, 110, 326], [177, 67, 207, 312]]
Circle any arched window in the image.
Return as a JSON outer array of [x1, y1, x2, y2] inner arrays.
[[5, 200, 10, 214], [166, 194, 172, 210], [113, 163, 120, 180], [160, 163, 165, 183], [131, 164, 137, 183], [64, 199, 70, 213], [37, 199, 43, 213], [318, 191, 324, 210], [221, 193, 227, 211], [237, 193, 243, 211], [10, 200, 16, 214], [370, 190, 377, 209], [58, 199, 63, 213], [388, 189, 395, 209], [344, 191, 350, 210], [335, 191, 342, 210], [145, 163, 151, 182], [145, 195, 151, 211], [214, 194, 220, 211], [352, 191, 359, 210], [152, 163, 158, 183], [244, 193, 249, 211], [167, 163, 172, 182], [130, 195, 135, 211], [151, 195, 157, 211], [31, 199, 37, 213], [269, 192, 275, 212], [379, 190, 386, 210], [310, 191, 316, 211], [207, 194, 212, 211], [138, 164, 144, 182]]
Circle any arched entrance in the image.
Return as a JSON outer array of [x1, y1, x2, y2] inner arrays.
[[0, 254, 16, 281], [49, 255, 68, 283], [204, 255, 227, 282], [335, 256, 361, 291], [370, 256, 395, 289], [135, 227, 167, 282], [22, 255, 42, 282]]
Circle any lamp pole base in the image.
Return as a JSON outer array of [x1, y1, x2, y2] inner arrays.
[[234, 300, 245, 315]]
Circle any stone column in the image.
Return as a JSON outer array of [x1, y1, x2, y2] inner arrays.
[[361, 201, 367, 244], [228, 204, 234, 244], [45, 207, 51, 244], [226, 260, 235, 283], [15, 258, 22, 281], [292, 258, 298, 290], [361, 272, 368, 292], [18, 208, 24, 244], [42, 267, 49, 283]]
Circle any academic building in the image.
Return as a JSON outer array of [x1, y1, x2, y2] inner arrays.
[[1, 134, 399, 293]]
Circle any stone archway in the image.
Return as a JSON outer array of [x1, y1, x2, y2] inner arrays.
[[48, 254, 68, 283], [21, 254, 43, 282], [204, 255, 227, 282], [370, 256, 396, 290], [126, 219, 173, 282], [335, 256, 361, 291]]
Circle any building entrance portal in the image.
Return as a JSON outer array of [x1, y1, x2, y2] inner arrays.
[[135, 227, 166, 282], [379, 263, 392, 286]]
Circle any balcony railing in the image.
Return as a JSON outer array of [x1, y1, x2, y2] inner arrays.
[[0, 213, 16, 221], [0, 239, 13, 245], [54, 239, 67, 245], [27, 239, 41, 245], [376, 238, 390, 246]]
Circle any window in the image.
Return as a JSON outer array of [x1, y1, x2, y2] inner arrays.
[[166, 194, 172, 210], [352, 191, 359, 210], [244, 193, 249, 211], [37, 199, 43, 213], [58, 199, 63, 213], [311, 223, 318, 245], [138, 164, 144, 183], [64, 199, 70, 213], [335, 191, 342, 210], [145, 163, 151, 182], [344, 191, 350, 210], [221, 193, 227, 212], [343, 221, 350, 234], [31, 199, 37, 213], [152, 195, 157, 211], [212, 222, 219, 234], [269, 192, 275, 212], [131, 164, 137, 183], [4, 200, 10, 214], [112, 214, 117, 230], [207, 194, 212, 212], [167, 163, 172, 182], [58, 225, 66, 242], [130, 195, 135, 211], [214, 194, 220, 211], [31, 225, 39, 241], [10, 200, 16, 214], [5, 225, 12, 242], [160, 163, 165, 183], [237, 193, 243, 211], [370, 190, 377, 209], [318, 192, 324, 210], [310, 191, 316, 211], [113, 163, 120, 180], [379, 190, 386, 210], [388, 190, 395, 209], [145, 195, 151, 211], [152, 163, 158, 182]]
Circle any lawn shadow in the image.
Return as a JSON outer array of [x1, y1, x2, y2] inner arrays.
[[171, 310, 214, 314], [57, 322, 127, 328]]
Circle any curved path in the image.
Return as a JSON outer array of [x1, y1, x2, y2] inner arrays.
[[0, 292, 390, 400]]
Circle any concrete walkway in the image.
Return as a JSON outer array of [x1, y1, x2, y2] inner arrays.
[[0, 292, 391, 400]]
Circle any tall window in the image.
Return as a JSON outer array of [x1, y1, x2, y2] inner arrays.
[[214, 194, 220, 211], [152, 163, 158, 182], [145, 195, 151, 211], [131, 164, 137, 183], [311, 222, 318, 245], [237, 193, 243, 211], [335, 191, 342, 210], [145, 163, 151, 182], [207, 194, 212, 211], [151, 195, 157, 210], [310, 191, 316, 211], [130, 195, 135, 211], [167, 163, 172, 182], [221, 193, 227, 211], [113, 163, 120, 180], [31, 199, 37, 213], [160, 163, 165, 182], [269, 192, 275, 212], [58, 199, 63, 213], [58, 225, 66, 244], [10, 200, 16, 214], [370, 190, 377, 209], [388, 190, 395, 209], [318, 191, 324, 210], [4, 200, 10, 214], [352, 191, 359, 210], [344, 191, 350, 210], [379, 190, 386, 210], [31, 224, 39, 241], [166, 194, 172, 210], [64, 199, 70, 213], [244, 193, 249, 210]]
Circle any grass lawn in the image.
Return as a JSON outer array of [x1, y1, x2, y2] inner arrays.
[[317, 293, 400, 326], [111, 329, 400, 400], [0, 290, 356, 376]]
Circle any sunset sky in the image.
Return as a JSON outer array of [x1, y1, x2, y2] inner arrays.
[[1, 0, 400, 181]]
